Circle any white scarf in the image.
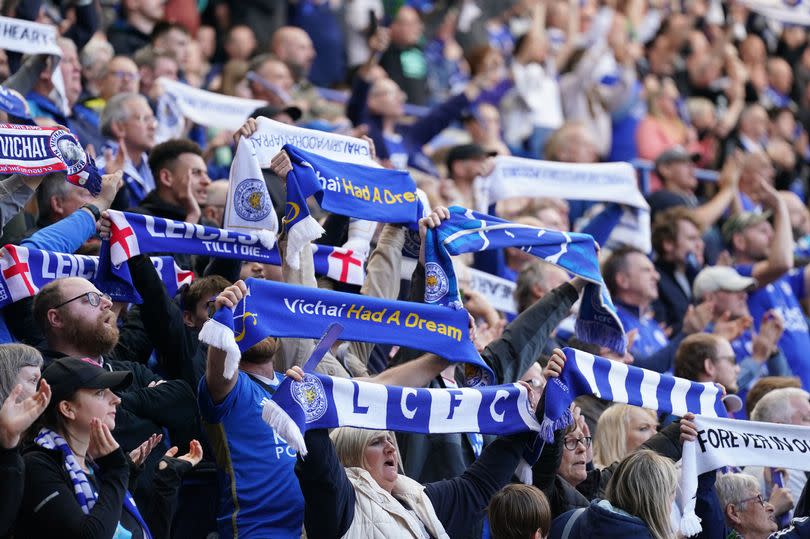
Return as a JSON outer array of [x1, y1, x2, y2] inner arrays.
[[474, 156, 651, 252], [0, 16, 68, 115], [679, 415, 810, 536]]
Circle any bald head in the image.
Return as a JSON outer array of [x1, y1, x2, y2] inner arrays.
[[203, 180, 229, 226], [270, 26, 315, 79], [768, 57, 793, 95]]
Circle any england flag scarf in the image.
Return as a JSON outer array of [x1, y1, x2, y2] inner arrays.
[[540, 348, 727, 442], [0, 124, 102, 194], [106, 210, 366, 285], [198, 276, 492, 382], [260, 352, 540, 457], [0, 243, 192, 306], [424, 206, 626, 355], [282, 144, 422, 268], [679, 415, 810, 536], [474, 156, 651, 252]]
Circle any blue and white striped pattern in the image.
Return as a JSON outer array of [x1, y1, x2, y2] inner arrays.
[[539, 347, 727, 442], [425, 207, 627, 355], [35, 428, 97, 513]]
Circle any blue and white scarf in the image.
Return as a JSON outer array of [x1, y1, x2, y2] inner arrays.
[[35, 428, 97, 513], [0, 124, 102, 195], [0, 243, 192, 306], [261, 358, 539, 456], [424, 206, 626, 355], [199, 276, 492, 382], [474, 156, 651, 252], [540, 347, 727, 442], [34, 428, 153, 538], [282, 144, 422, 268], [105, 210, 366, 285]]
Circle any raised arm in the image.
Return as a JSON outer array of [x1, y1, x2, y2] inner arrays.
[[749, 180, 793, 287], [204, 281, 248, 403]]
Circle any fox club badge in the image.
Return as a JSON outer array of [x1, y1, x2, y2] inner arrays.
[[49, 130, 87, 179], [291, 373, 328, 423], [424, 261, 449, 303], [234, 178, 272, 221]]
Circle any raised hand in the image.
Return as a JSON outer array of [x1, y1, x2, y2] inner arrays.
[[87, 417, 120, 459], [128, 433, 163, 466], [0, 380, 51, 449]]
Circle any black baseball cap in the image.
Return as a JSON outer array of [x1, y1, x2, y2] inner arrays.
[[445, 143, 497, 171], [249, 105, 303, 122], [42, 357, 132, 404]]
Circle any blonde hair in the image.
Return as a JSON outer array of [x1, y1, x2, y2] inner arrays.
[[605, 450, 677, 539], [592, 404, 657, 468], [330, 427, 403, 472]]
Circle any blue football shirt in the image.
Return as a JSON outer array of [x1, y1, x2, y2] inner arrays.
[[198, 371, 304, 539]]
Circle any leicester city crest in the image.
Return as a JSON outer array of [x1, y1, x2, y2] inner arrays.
[[291, 374, 328, 423], [234, 178, 272, 222], [424, 261, 449, 303], [49, 130, 87, 178]]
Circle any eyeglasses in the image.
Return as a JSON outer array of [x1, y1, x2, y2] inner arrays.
[[737, 494, 766, 508], [53, 291, 112, 310], [109, 70, 139, 82], [564, 436, 592, 451]]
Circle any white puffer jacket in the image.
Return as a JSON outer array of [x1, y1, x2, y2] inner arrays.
[[339, 467, 450, 539]]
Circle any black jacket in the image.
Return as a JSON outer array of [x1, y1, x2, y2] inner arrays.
[[0, 446, 23, 537], [398, 279, 580, 487], [129, 190, 197, 271], [38, 349, 198, 505], [16, 443, 192, 539], [534, 422, 683, 519], [652, 259, 698, 335], [296, 428, 535, 539], [16, 445, 133, 539]]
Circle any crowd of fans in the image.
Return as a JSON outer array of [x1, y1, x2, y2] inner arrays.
[[2, 0, 810, 538]]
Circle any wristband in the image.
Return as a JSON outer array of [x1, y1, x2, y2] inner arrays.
[[81, 203, 101, 221]]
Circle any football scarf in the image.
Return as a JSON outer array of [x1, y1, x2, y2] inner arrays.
[[106, 210, 365, 285], [0, 243, 192, 305], [474, 155, 651, 252], [540, 347, 727, 442], [679, 415, 810, 536], [424, 206, 626, 355], [282, 144, 422, 268], [0, 124, 102, 194], [198, 276, 492, 383]]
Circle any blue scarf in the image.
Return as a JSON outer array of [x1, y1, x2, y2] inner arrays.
[[282, 144, 422, 268], [105, 210, 366, 285], [258, 353, 538, 456], [424, 206, 627, 355], [0, 243, 191, 306], [0, 124, 102, 195], [198, 276, 492, 382], [35, 428, 152, 538], [0, 85, 32, 119], [539, 347, 728, 442]]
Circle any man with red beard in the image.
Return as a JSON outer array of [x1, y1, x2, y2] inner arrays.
[[32, 276, 198, 505]]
